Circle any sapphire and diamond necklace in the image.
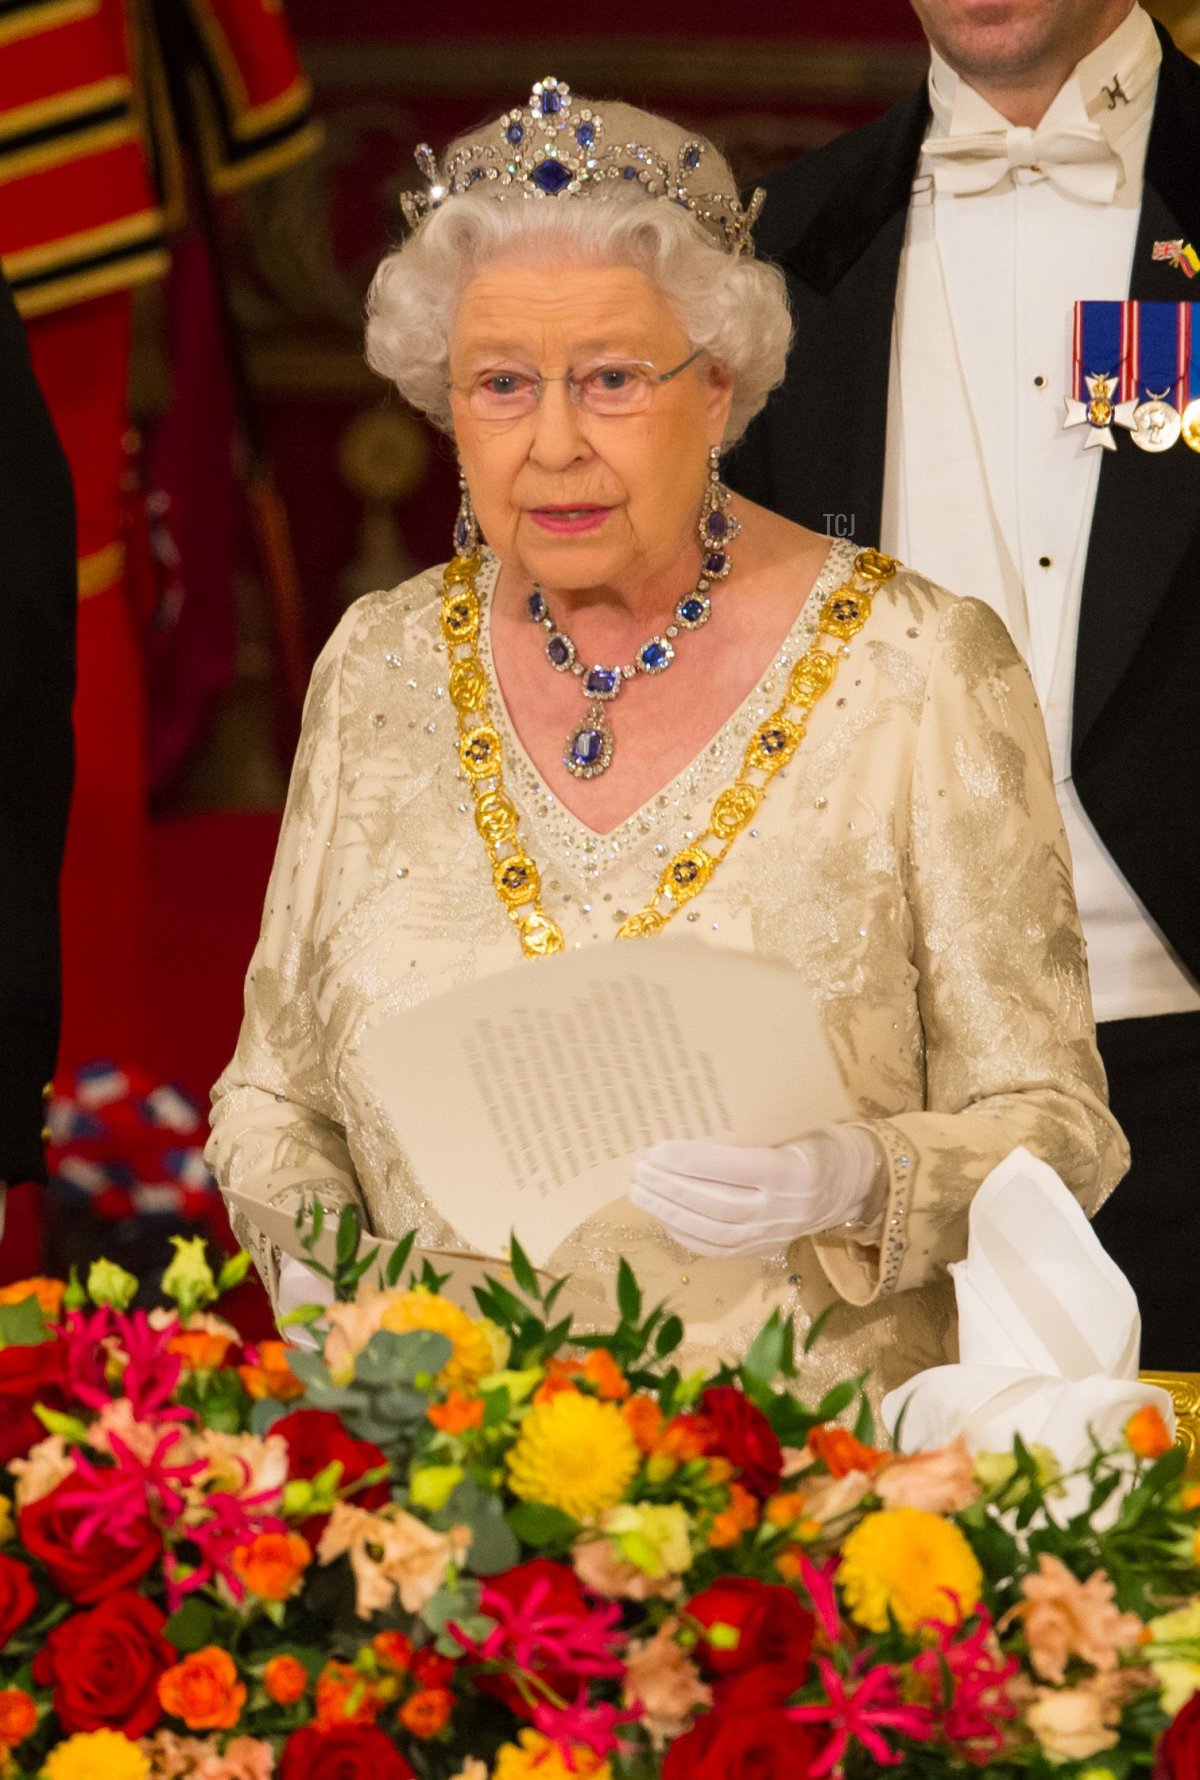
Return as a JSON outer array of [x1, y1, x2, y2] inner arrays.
[[530, 470, 740, 779]]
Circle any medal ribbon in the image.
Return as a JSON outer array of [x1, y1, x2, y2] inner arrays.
[[1185, 304, 1200, 404], [1130, 301, 1189, 405], [1073, 300, 1134, 401]]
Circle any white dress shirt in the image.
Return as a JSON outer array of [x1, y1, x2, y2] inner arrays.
[[881, 3, 1200, 1023]]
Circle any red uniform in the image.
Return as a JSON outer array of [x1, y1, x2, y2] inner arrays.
[[0, 0, 319, 1068]]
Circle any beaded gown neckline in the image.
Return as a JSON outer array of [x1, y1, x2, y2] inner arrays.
[[476, 537, 850, 851]]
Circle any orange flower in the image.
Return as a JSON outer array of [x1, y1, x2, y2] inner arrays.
[[373, 1631, 415, 1673], [400, 1686, 453, 1737], [0, 1688, 37, 1747], [159, 1647, 247, 1731], [0, 1277, 65, 1318], [621, 1396, 664, 1454], [232, 1531, 312, 1601], [1125, 1404, 1173, 1460], [707, 1481, 760, 1549], [316, 1659, 379, 1728], [427, 1393, 484, 1435], [656, 1414, 713, 1464], [238, 1340, 304, 1403], [807, 1425, 887, 1479], [169, 1329, 235, 1372], [533, 1358, 585, 1406], [582, 1350, 629, 1402], [263, 1655, 308, 1706], [765, 1490, 809, 1529], [1181, 1485, 1200, 1512]]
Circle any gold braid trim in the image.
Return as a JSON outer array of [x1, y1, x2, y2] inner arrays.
[[443, 547, 897, 959]]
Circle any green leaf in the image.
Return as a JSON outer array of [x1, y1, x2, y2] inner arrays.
[[0, 1295, 50, 1349], [803, 1303, 838, 1354], [164, 1597, 217, 1652], [251, 1398, 289, 1436], [506, 1502, 580, 1549], [742, 1314, 786, 1389], [355, 1328, 451, 1386], [508, 1236, 540, 1299], [443, 1476, 520, 1574], [481, 1386, 512, 1428], [336, 1205, 362, 1269], [655, 1315, 684, 1358], [384, 1230, 417, 1287], [422, 1577, 482, 1636], [616, 1259, 642, 1325], [215, 1250, 252, 1294]]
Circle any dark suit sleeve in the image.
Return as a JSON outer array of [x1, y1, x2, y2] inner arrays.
[[0, 271, 76, 1183]]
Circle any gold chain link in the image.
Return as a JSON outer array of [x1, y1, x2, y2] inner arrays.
[[443, 549, 897, 959]]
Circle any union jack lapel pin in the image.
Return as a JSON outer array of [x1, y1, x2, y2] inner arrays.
[[1152, 239, 1200, 278]]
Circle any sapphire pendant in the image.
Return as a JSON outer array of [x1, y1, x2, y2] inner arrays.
[[564, 702, 614, 778]]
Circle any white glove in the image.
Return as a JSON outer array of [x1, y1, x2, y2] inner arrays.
[[275, 1251, 335, 1348], [629, 1124, 885, 1259]]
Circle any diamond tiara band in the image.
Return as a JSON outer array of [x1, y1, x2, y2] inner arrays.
[[399, 77, 764, 258]]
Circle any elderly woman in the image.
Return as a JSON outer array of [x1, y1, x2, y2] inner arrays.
[[208, 82, 1126, 1399]]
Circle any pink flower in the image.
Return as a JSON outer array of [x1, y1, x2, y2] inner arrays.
[[531, 1689, 641, 1760], [1016, 1553, 1144, 1684], [57, 1427, 205, 1542], [798, 1552, 843, 1643], [874, 1437, 980, 1514], [454, 1574, 626, 1684], [623, 1619, 712, 1746], [911, 1604, 1020, 1758], [789, 1657, 937, 1774]]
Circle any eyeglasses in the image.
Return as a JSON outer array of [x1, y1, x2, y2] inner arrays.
[[448, 347, 704, 421]]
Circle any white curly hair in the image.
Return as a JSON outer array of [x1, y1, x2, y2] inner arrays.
[[364, 100, 792, 447]]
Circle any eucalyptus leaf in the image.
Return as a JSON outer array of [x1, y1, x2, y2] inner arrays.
[[355, 1328, 451, 1386]]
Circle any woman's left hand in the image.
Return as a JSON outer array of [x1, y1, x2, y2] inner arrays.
[[630, 1124, 884, 1258]]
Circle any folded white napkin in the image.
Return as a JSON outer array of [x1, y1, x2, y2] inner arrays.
[[882, 1148, 1174, 1478]]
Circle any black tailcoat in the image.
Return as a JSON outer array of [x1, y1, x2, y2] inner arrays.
[[728, 26, 1200, 984], [0, 269, 75, 1184]]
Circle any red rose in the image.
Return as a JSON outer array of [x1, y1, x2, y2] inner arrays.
[[685, 1577, 814, 1707], [0, 1338, 69, 1464], [476, 1559, 591, 1720], [699, 1386, 784, 1500], [19, 1479, 161, 1603], [0, 1551, 37, 1650], [1158, 1690, 1200, 1779], [271, 1409, 389, 1538], [32, 1591, 173, 1736], [663, 1706, 819, 1780], [279, 1723, 415, 1779]]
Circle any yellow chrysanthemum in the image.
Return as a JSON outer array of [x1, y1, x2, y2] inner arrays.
[[379, 1290, 497, 1391], [42, 1730, 150, 1780], [493, 1729, 613, 1780], [507, 1391, 639, 1522], [838, 1507, 983, 1634]]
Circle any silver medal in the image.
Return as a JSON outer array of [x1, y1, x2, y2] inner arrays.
[[1128, 392, 1182, 453]]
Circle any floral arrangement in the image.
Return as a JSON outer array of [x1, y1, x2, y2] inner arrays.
[[0, 1219, 1200, 1780]]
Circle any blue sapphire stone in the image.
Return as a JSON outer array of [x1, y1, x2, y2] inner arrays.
[[641, 641, 670, 671], [705, 511, 727, 537], [541, 88, 563, 115], [571, 727, 604, 766], [683, 146, 702, 170], [704, 552, 727, 576], [678, 596, 706, 625], [585, 666, 619, 697], [527, 590, 547, 622], [506, 122, 525, 145], [622, 165, 639, 180], [576, 122, 596, 148], [454, 519, 471, 550], [532, 157, 571, 194], [547, 633, 572, 666]]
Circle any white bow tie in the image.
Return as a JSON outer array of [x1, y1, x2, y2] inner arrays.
[[922, 122, 1121, 203]]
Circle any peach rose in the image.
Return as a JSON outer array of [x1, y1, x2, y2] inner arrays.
[[158, 1647, 246, 1731], [874, 1436, 980, 1514], [801, 1467, 875, 1526], [9, 1434, 75, 1508], [192, 1430, 289, 1504], [317, 1503, 470, 1618], [1018, 1553, 1143, 1683], [572, 1531, 681, 1603], [322, 1288, 399, 1382], [138, 1729, 215, 1777], [1027, 1684, 1117, 1762], [623, 1619, 712, 1746], [86, 1399, 176, 1468], [195, 1737, 275, 1780]]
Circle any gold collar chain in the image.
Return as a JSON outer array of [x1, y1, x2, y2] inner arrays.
[[441, 548, 898, 959]]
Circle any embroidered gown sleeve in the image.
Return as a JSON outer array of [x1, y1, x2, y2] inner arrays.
[[812, 595, 1128, 1307], [206, 620, 366, 1298]]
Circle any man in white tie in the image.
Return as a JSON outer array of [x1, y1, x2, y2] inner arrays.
[[729, 0, 1200, 1368]]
